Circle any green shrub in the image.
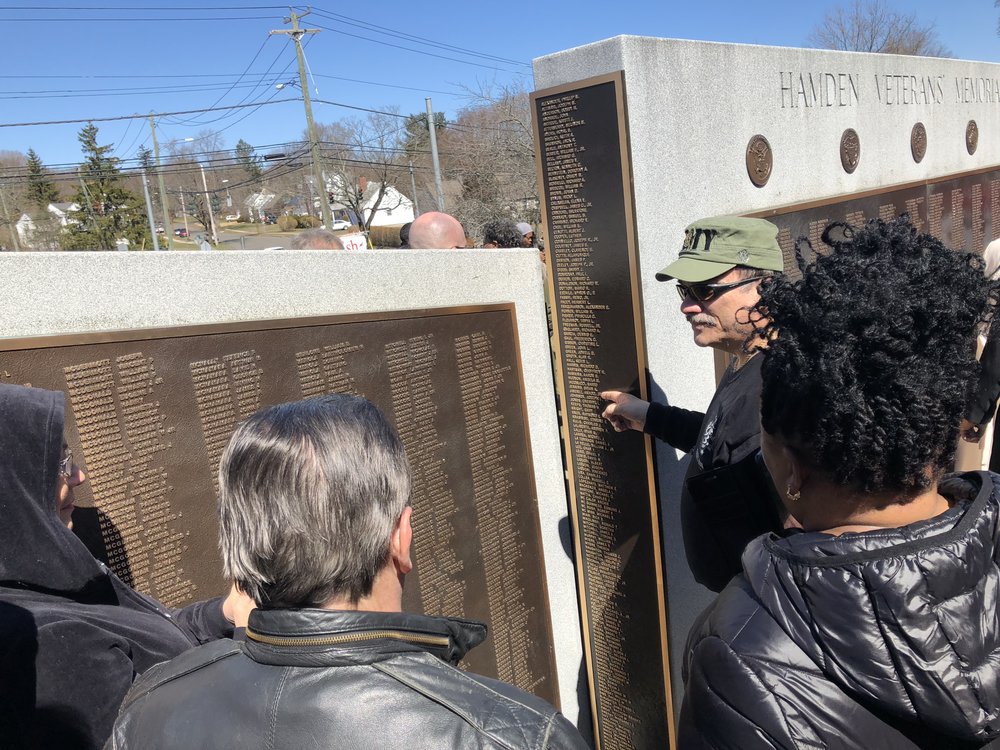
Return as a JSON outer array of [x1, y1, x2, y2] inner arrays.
[[277, 215, 297, 232], [368, 225, 402, 248]]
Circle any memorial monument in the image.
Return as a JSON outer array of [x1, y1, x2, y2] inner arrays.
[[0, 248, 585, 729], [533, 36, 1000, 749]]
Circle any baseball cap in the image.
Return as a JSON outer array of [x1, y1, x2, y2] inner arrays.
[[516, 222, 533, 236], [655, 216, 783, 282]]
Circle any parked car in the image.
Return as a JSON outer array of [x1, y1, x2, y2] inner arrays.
[[155, 225, 165, 234], [224, 214, 240, 222], [329, 219, 351, 231], [173, 228, 189, 238]]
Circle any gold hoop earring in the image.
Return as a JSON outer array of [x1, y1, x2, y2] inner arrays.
[[786, 487, 801, 503]]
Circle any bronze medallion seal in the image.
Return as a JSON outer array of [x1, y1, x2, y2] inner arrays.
[[746, 134, 772, 188], [911, 122, 927, 163], [966, 120, 979, 155], [840, 128, 861, 174]]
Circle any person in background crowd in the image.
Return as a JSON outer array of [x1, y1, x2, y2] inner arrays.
[[516, 222, 536, 247], [600, 216, 785, 591], [106, 395, 588, 750], [482, 219, 523, 248], [399, 221, 412, 249], [680, 217, 1000, 748], [407, 211, 467, 249], [0, 385, 248, 750], [961, 237, 1000, 471], [289, 228, 344, 250]]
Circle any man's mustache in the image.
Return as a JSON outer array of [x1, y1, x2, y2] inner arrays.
[[686, 314, 716, 327]]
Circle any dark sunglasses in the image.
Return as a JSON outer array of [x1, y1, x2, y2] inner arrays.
[[675, 276, 761, 303]]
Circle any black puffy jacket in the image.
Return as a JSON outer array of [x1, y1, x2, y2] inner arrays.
[[106, 608, 589, 750], [679, 471, 1000, 749]]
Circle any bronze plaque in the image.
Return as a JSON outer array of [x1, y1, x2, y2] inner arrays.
[[911, 122, 928, 163], [840, 128, 861, 174], [532, 72, 673, 749], [746, 134, 773, 187], [967, 120, 979, 156], [0, 305, 560, 706], [749, 164, 1000, 273]]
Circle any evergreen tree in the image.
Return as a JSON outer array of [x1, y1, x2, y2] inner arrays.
[[137, 145, 154, 172], [67, 123, 150, 250], [25, 148, 60, 211], [402, 112, 446, 158], [236, 139, 262, 184]]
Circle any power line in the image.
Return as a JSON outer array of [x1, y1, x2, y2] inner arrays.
[[0, 15, 280, 21], [307, 7, 528, 68], [0, 4, 288, 8], [0, 98, 299, 129], [308, 21, 521, 73]]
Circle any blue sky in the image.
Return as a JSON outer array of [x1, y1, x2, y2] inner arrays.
[[0, 0, 997, 167]]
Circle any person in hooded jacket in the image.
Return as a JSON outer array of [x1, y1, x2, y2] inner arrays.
[[679, 216, 1000, 749], [0, 384, 244, 750]]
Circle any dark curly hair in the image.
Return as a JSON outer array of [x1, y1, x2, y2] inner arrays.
[[481, 219, 523, 248], [752, 216, 997, 496]]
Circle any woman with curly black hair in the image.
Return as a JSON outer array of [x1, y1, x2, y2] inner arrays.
[[678, 216, 1000, 749]]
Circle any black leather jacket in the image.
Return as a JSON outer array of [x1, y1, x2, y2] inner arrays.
[[679, 472, 1000, 749], [106, 608, 588, 750]]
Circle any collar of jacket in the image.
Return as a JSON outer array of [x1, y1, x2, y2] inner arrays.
[[744, 470, 1000, 742], [243, 608, 488, 667]]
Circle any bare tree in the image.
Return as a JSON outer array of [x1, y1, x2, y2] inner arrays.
[[444, 81, 538, 243], [0, 150, 28, 249], [809, 0, 951, 57], [313, 109, 408, 232]]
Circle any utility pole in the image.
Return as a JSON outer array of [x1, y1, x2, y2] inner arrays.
[[76, 165, 98, 233], [271, 9, 332, 229], [140, 168, 161, 251], [199, 164, 218, 246], [180, 188, 189, 237], [408, 160, 420, 217], [0, 183, 21, 251], [148, 116, 173, 249], [425, 98, 445, 212]]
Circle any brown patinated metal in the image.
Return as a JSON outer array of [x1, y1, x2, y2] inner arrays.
[[911, 122, 928, 163], [0, 305, 559, 707], [747, 163, 1000, 274], [967, 120, 979, 156], [840, 128, 861, 174], [746, 134, 773, 187], [532, 71, 673, 749]]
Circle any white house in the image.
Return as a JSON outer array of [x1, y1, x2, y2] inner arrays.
[[15, 213, 35, 245], [48, 202, 79, 226], [15, 203, 80, 248], [360, 183, 414, 227]]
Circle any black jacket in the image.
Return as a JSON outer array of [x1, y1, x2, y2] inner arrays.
[[679, 471, 1000, 749], [107, 608, 589, 750], [646, 355, 781, 591], [0, 385, 232, 750]]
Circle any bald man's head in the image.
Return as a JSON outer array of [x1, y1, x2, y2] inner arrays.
[[407, 212, 467, 249]]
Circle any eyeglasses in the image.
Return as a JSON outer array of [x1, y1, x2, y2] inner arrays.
[[675, 276, 762, 303], [59, 447, 74, 478]]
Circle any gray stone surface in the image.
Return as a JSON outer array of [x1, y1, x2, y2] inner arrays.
[[0, 247, 582, 723], [535, 35, 1000, 715]]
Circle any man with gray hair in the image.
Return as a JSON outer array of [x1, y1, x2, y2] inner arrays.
[[106, 394, 587, 750], [289, 228, 344, 250]]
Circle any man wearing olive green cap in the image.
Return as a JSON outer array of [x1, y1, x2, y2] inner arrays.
[[600, 215, 785, 591]]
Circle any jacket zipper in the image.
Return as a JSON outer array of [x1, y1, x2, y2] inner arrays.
[[245, 628, 450, 648]]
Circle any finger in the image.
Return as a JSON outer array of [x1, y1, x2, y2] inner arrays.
[[599, 390, 622, 402], [601, 404, 617, 420]]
